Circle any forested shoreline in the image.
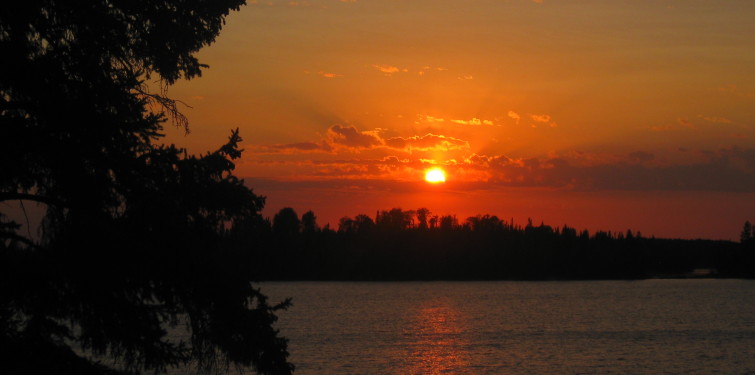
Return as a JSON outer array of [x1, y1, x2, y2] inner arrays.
[[241, 207, 755, 281]]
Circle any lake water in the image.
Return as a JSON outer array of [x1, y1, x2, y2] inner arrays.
[[261, 280, 755, 375]]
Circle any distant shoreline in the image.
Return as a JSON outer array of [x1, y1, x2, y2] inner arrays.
[[260, 268, 751, 282]]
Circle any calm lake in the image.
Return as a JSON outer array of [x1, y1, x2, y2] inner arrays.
[[261, 280, 755, 375]]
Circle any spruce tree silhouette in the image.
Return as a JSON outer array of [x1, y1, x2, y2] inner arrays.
[[742, 221, 753, 246], [0, 1, 293, 374], [301, 211, 318, 235]]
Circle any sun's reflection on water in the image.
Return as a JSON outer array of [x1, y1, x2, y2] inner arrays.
[[398, 299, 470, 374]]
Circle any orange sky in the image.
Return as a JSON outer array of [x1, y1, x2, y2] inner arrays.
[[161, 0, 755, 239]]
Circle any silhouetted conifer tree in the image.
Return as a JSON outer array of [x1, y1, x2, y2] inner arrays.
[[742, 221, 753, 245], [0, 1, 292, 374], [302, 210, 318, 234]]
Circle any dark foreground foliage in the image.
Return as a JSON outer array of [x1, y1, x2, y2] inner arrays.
[[1, 1, 293, 374], [257, 208, 754, 280]]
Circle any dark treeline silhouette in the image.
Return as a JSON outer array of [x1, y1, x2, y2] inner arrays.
[[250, 207, 754, 280]]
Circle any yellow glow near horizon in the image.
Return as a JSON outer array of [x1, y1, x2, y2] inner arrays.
[[425, 168, 446, 184]]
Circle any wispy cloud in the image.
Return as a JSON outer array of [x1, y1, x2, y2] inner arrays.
[[318, 71, 343, 78], [717, 84, 755, 98], [327, 125, 382, 149], [418, 66, 448, 76], [418, 114, 445, 123], [270, 142, 332, 152], [677, 118, 695, 129], [457, 147, 755, 191], [508, 111, 521, 125], [252, 125, 469, 154], [416, 114, 494, 126], [385, 133, 469, 151], [698, 115, 732, 124], [372, 64, 406, 75], [251, 125, 380, 154], [651, 118, 697, 132], [450, 118, 494, 126], [285, 1, 326, 8], [529, 114, 558, 128]]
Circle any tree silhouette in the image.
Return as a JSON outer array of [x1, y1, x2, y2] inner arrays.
[[354, 214, 376, 233], [338, 216, 357, 233], [742, 221, 753, 245], [466, 214, 504, 232], [273, 207, 301, 238], [376, 208, 414, 231], [439, 215, 458, 231], [429, 215, 439, 229], [416, 208, 431, 230], [0, 1, 292, 374], [302, 210, 318, 234], [742, 221, 755, 256]]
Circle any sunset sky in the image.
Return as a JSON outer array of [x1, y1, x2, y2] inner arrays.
[[162, 0, 755, 240]]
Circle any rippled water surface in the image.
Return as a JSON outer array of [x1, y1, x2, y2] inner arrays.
[[261, 280, 755, 375]]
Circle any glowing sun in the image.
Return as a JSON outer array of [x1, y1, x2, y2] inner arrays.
[[425, 168, 446, 183]]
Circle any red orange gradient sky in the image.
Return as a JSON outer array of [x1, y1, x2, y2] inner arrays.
[[161, 0, 755, 240]]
